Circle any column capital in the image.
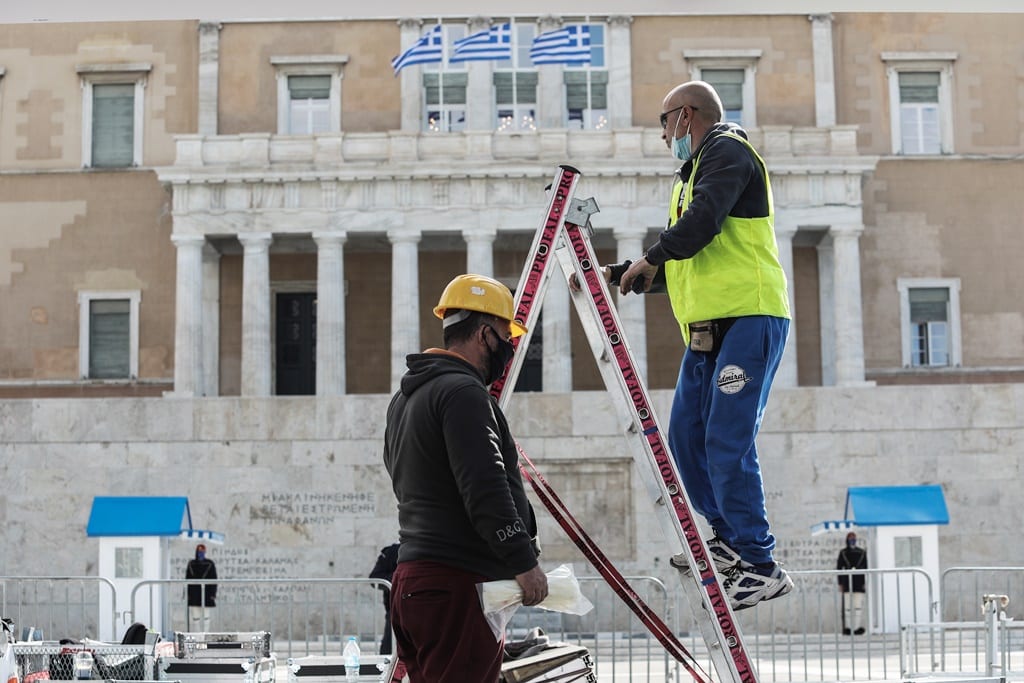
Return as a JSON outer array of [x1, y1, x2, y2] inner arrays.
[[397, 17, 422, 31], [830, 223, 865, 237], [467, 16, 493, 31], [462, 226, 497, 242], [808, 13, 834, 24], [313, 230, 348, 247], [198, 20, 223, 34], [773, 220, 799, 238], [612, 225, 648, 241], [238, 232, 273, 250], [171, 233, 206, 247], [608, 15, 634, 28], [537, 15, 563, 32], [387, 228, 422, 244]]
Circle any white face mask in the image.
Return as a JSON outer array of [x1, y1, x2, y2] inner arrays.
[[671, 114, 692, 161]]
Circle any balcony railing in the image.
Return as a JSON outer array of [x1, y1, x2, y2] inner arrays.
[[171, 126, 863, 171]]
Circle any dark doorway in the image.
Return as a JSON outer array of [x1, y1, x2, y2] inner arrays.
[[515, 310, 542, 392], [276, 292, 316, 395]]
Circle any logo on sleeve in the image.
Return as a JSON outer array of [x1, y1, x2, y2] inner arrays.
[[716, 364, 751, 395]]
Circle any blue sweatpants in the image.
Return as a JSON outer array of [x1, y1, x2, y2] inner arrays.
[[667, 315, 789, 566]]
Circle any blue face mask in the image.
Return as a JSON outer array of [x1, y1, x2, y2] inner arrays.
[[671, 119, 692, 161]]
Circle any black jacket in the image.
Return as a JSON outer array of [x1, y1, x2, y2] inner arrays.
[[185, 558, 218, 607], [369, 543, 400, 607], [383, 351, 540, 579], [644, 122, 770, 268], [837, 546, 868, 592]]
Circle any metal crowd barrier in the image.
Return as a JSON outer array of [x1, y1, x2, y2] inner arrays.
[[130, 578, 390, 658], [0, 576, 115, 643], [4, 567, 1024, 682]]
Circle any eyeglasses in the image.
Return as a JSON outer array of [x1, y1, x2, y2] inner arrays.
[[660, 104, 697, 128], [482, 323, 512, 344]]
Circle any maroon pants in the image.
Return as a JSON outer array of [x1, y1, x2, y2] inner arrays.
[[390, 560, 503, 683]]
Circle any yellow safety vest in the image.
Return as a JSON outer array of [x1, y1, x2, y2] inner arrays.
[[664, 131, 790, 342]]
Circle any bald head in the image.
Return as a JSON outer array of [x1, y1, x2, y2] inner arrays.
[[663, 81, 724, 125]]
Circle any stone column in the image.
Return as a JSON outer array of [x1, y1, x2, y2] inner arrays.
[[773, 219, 798, 388], [613, 226, 648, 380], [172, 235, 205, 396], [817, 237, 836, 386], [463, 226, 496, 277], [389, 229, 422, 390], [201, 242, 221, 396], [542, 274, 572, 393], [198, 22, 221, 136], [831, 224, 868, 386], [239, 233, 273, 396], [314, 231, 348, 396], [465, 16, 495, 131], [536, 15, 564, 129], [398, 18, 424, 132], [809, 14, 837, 128], [606, 15, 633, 129]]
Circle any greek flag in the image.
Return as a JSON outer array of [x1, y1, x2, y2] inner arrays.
[[391, 25, 443, 75], [450, 23, 512, 62], [530, 24, 591, 64]]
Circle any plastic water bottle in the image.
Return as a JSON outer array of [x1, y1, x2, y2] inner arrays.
[[343, 636, 361, 681], [73, 651, 93, 680]]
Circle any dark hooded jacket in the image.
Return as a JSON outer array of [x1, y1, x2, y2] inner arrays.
[[185, 551, 218, 607], [383, 350, 540, 579]]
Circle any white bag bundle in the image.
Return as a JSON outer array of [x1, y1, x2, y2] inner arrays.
[[477, 564, 594, 640]]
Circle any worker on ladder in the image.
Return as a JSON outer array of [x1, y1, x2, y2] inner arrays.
[[614, 80, 793, 611]]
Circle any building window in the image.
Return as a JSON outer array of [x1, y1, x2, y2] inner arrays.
[[423, 24, 468, 132], [78, 290, 141, 380], [563, 23, 607, 130], [78, 63, 151, 168], [894, 536, 923, 568], [685, 50, 761, 128], [494, 72, 537, 132], [882, 52, 956, 155], [115, 547, 144, 579], [272, 55, 349, 135], [287, 75, 331, 134], [702, 68, 744, 124], [494, 21, 537, 132], [897, 278, 961, 369], [424, 72, 468, 132]]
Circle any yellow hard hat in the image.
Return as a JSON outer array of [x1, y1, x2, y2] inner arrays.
[[433, 274, 528, 338]]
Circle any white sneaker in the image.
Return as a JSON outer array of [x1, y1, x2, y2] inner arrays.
[[722, 561, 794, 611], [671, 536, 742, 574]]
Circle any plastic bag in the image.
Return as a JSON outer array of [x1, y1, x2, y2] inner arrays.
[[477, 564, 594, 640]]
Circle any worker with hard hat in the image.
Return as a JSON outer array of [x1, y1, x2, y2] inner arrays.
[[382, 274, 547, 683]]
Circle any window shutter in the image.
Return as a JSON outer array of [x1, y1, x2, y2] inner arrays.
[[702, 68, 744, 110], [92, 83, 135, 168], [909, 287, 949, 322], [288, 75, 330, 100], [564, 70, 607, 109], [423, 72, 468, 106], [493, 72, 538, 105], [89, 299, 130, 378], [898, 72, 939, 103]]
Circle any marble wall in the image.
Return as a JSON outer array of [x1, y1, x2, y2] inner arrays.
[[1, 383, 1022, 620]]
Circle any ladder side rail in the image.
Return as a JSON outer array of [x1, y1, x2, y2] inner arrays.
[[485, 168, 714, 680], [491, 165, 580, 408], [556, 213, 758, 683]]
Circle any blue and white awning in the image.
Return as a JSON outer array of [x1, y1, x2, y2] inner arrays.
[[811, 485, 949, 536], [87, 496, 224, 544], [810, 519, 858, 536], [179, 528, 225, 544]]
